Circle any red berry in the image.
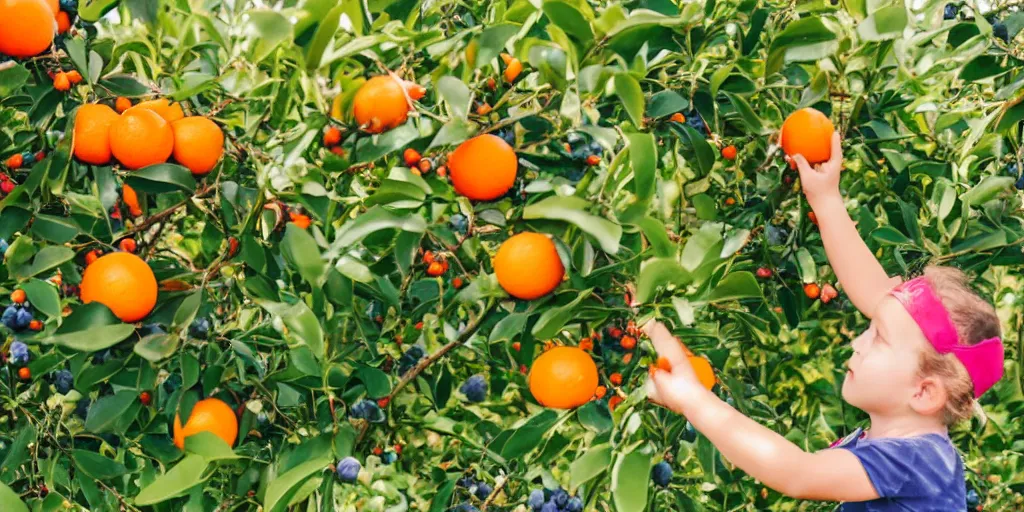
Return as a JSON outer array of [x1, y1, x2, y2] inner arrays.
[[452, 277, 464, 288], [393, 444, 402, 454], [1, 181, 15, 194], [512, 342, 521, 351], [804, 283, 821, 300], [373, 447, 383, 456], [808, 211, 819, 226], [28, 320, 43, 331], [323, 126, 342, 147], [377, 397, 390, 407], [756, 267, 772, 279], [34, 151, 45, 161], [426, 261, 445, 277], [610, 373, 623, 386], [18, 367, 30, 380], [403, 148, 421, 167], [5, 154, 22, 169], [11, 289, 26, 303], [721, 145, 737, 160], [53, 72, 71, 91], [422, 251, 435, 264], [119, 238, 137, 253], [139, 391, 152, 406], [585, 154, 600, 166], [620, 335, 636, 350], [228, 237, 239, 257]]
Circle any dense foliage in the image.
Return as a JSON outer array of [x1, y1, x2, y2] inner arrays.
[[1, 0, 1023, 511]]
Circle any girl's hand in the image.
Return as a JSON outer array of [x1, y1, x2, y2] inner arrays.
[[643, 320, 715, 415], [787, 132, 844, 210]]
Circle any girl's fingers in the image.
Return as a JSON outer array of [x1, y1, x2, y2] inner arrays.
[[643, 321, 690, 366], [829, 132, 843, 167], [792, 153, 815, 178]]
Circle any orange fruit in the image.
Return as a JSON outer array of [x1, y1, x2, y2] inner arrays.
[[122, 183, 142, 217], [43, 0, 56, 13], [620, 335, 636, 350], [0, 0, 55, 58], [173, 398, 239, 450], [804, 283, 821, 300], [55, 10, 70, 34], [780, 108, 834, 164], [18, 367, 30, 380], [323, 126, 342, 147], [689, 356, 716, 391], [352, 75, 411, 134], [115, 97, 132, 113], [118, 238, 137, 253], [11, 289, 26, 303], [528, 346, 599, 409], [403, 148, 421, 166], [129, 98, 185, 123], [80, 252, 157, 322], [608, 395, 623, 410], [493, 232, 564, 300], [73, 104, 119, 165], [289, 212, 310, 229], [670, 112, 685, 123], [448, 134, 517, 201], [594, 386, 607, 399], [66, 70, 82, 84], [109, 108, 174, 170], [171, 116, 224, 175], [53, 71, 70, 91], [610, 372, 623, 386], [721, 145, 737, 160], [504, 57, 523, 83]]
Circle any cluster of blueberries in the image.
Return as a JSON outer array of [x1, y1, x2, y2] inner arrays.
[[527, 486, 583, 512], [459, 374, 487, 403], [943, 4, 1010, 42], [681, 110, 708, 135], [398, 345, 425, 375], [456, 473, 493, 502], [1, 302, 35, 331], [349, 399, 385, 423]]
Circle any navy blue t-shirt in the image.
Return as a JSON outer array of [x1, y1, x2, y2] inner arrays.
[[832, 428, 966, 511]]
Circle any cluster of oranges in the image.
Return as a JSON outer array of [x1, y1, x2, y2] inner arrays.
[[50, 68, 83, 91], [322, 126, 345, 156], [73, 98, 224, 175], [421, 250, 450, 278], [0, 0, 74, 59], [403, 148, 443, 176]]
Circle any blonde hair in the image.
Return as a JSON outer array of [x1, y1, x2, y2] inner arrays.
[[915, 266, 1002, 425]]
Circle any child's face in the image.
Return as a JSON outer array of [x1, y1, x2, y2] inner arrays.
[[842, 297, 932, 415]]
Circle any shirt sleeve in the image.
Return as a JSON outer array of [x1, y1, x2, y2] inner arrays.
[[839, 436, 955, 499]]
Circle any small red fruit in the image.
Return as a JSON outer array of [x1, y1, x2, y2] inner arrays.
[[452, 277, 464, 289], [725, 197, 736, 206], [608, 327, 623, 339], [377, 397, 390, 407], [821, 283, 838, 304], [66, 70, 83, 84], [418, 159, 432, 174], [330, 146, 346, 156], [1, 181, 14, 194], [11, 289, 26, 303], [579, 337, 593, 351], [512, 341, 521, 352], [756, 267, 772, 279], [28, 320, 42, 331], [115, 97, 132, 113], [519, 364, 528, 374], [426, 261, 445, 277], [139, 391, 152, 406], [53, 72, 71, 91], [119, 238, 137, 253], [610, 373, 623, 386], [289, 212, 311, 229], [422, 251, 435, 264], [85, 250, 101, 265], [323, 126, 342, 147], [585, 154, 600, 166], [622, 353, 633, 364], [393, 444, 402, 454], [476, 103, 492, 116], [373, 447, 383, 456], [228, 237, 239, 257], [609, 395, 623, 411], [34, 151, 44, 161], [403, 148, 421, 167], [5, 154, 23, 169], [620, 335, 636, 350], [435, 165, 448, 178], [594, 386, 607, 399], [486, 77, 496, 90], [18, 367, 30, 380], [721, 145, 737, 160], [670, 112, 685, 123], [415, 321, 424, 330], [804, 283, 821, 300]]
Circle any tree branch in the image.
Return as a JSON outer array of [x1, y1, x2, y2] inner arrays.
[[479, 475, 508, 511], [124, 184, 214, 236]]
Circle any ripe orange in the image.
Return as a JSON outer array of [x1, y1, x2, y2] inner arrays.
[[0, 0, 56, 58], [109, 109, 174, 170], [115, 97, 132, 113], [689, 356, 716, 391], [528, 346, 599, 409], [448, 134, 517, 201], [173, 397, 239, 450], [780, 108, 834, 164], [73, 104, 120, 165], [43, 0, 56, 13], [493, 232, 564, 300], [129, 98, 185, 123], [352, 75, 411, 134], [122, 184, 142, 217], [118, 238, 137, 253], [171, 116, 224, 175], [55, 10, 70, 34], [80, 252, 157, 322]]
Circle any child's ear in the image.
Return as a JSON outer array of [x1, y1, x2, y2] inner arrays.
[[910, 376, 947, 417]]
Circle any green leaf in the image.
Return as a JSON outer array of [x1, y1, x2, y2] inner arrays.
[[71, 450, 129, 480], [11, 246, 74, 279], [305, 4, 346, 71], [489, 313, 529, 343], [522, 196, 621, 254], [635, 217, 676, 258], [705, 272, 762, 303], [871, 226, 912, 245], [722, 92, 763, 133], [857, 5, 907, 41], [611, 447, 651, 512], [44, 323, 136, 352], [0, 422, 36, 483], [330, 206, 427, 253], [569, 443, 612, 492], [123, 164, 196, 194], [474, 24, 520, 68], [646, 90, 688, 118], [626, 133, 656, 204], [543, 1, 593, 42], [247, 10, 295, 62], [29, 214, 80, 243], [21, 279, 60, 319], [282, 225, 328, 287], [85, 391, 136, 433], [614, 73, 645, 127], [134, 454, 210, 506], [636, 258, 693, 303], [766, 16, 837, 76], [960, 176, 1013, 206], [795, 247, 817, 284], [255, 300, 325, 358], [0, 64, 30, 97], [184, 432, 239, 461], [263, 458, 331, 512], [97, 74, 151, 96], [356, 367, 391, 398], [0, 482, 27, 512], [437, 76, 472, 120], [672, 124, 715, 177], [134, 333, 181, 362], [532, 288, 593, 339], [428, 117, 478, 148], [429, 477, 457, 512], [497, 410, 560, 460]]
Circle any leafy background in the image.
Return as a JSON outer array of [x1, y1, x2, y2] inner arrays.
[[1, 0, 1023, 510]]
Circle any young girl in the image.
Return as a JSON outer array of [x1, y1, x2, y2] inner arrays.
[[645, 133, 1005, 511]]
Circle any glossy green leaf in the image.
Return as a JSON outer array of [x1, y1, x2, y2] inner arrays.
[[857, 5, 907, 41], [569, 443, 612, 491], [437, 76, 472, 120], [71, 450, 129, 480], [705, 272, 762, 303], [532, 288, 593, 339], [636, 258, 693, 303], [611, 447, 650, 512], [134, 455, 210, 505], [184, 432, 239, 461], [85, 391, 136, 433], [626, 132, 656, 204], [123, 164, 196, 194], [523, 196, 622, 254], [282, 224, 329, 287], [263, 458, 331, 512], [21, 278, 60, 319], [0, 482, 27, 512], [45, 323, 137, 352], [614, 73, 645, 127]]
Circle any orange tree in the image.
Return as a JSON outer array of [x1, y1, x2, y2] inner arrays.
[[1, 0, 1023, 510]]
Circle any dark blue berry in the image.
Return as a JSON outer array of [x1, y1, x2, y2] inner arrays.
[[589, 141, 603, 155], [2, 305, 18, 329], [74, 398, 90, 419], [59, 0, 77, 13], [450, 214, 468, 234], [382, 451, 398, 464], [943, 4, 958, 20], [457, 475, 476, 488], [336, 457, 360, 482], [652, 461, 673, 487], [452, 504, 478, 512], [15, 308, 32, 330], [551, 489, 568, 507], [55, 369, 73, 394], [566, 497, 583, 512], [993, 20, 1008, 42], [9, 341, 29, 364], [539, 503, 558, 512], [528, 489, 545, 510], [1007, 162, 1019, 177], [1016, 174, 1024, 191], [398, 346, 425, 375], [188, 317, 210, 339], [92, 349, 113, 365], [966, 489, 979, 507], [499, 130, 514, 146], [473, 482, 492, 500], [460, 375, 487, 403], [349, 399, 384, 423]]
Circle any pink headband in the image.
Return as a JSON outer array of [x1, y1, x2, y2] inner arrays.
[[889, 277, 1004, 398]]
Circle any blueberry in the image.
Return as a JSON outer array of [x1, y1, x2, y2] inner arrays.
[[257, 412, 269, 424], [528, 489, 545, 510], [452, 504, 478, 512], [9, 341, 29, 364], [993, 20, 1008, 42], [566, 168, 586, 183], [74, 398, 90, 419], [189, 317, 210, 339], [1008, 162, 1019, 177], [499, 130, 515, 146], [551, 489, 568, 507], [21, 152, 35, 167], [539, 503, 558, 512], [0, 238, 8, 253], [59, 0, 77, 12], [54, 369, 73, 394], [349, 399, 384, 423], [651, 461, 673, 487], [566, 497, 583, 512], [966, 489, 979, 507], [15, 308, 32, 330], [382, 451, 398, 464], [460, 375, 487, 403], [943, 4, 958, 20], [2, 305, 18, 329], [336, 457, 360, 482], [570, 147, 588, 161], [398, 346, 425, 375], [457, 475, 476, 488], [589, 141, 603, 155], [473, 482, 492, 500], [1016, 174, 1024, 191], [450, 214, 468, 234], [92, 349, 112, 365]]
